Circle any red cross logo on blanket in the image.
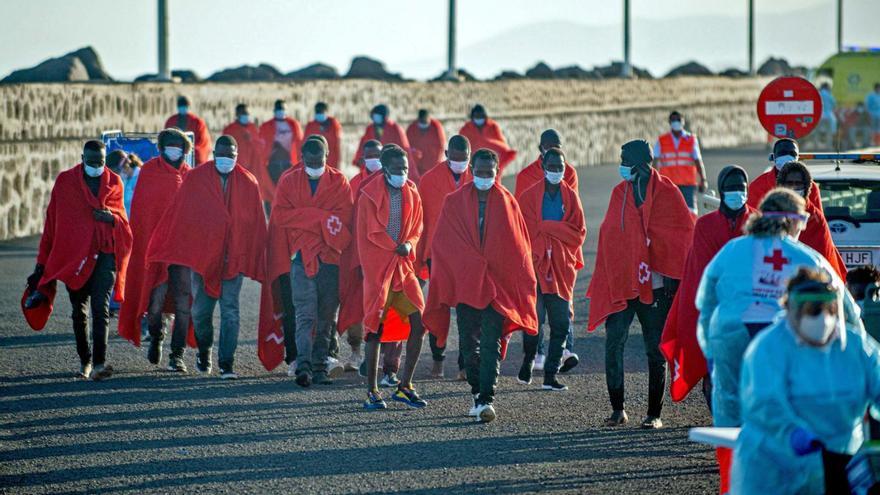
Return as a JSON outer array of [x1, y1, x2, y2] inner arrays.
[[326, 215, 343, 236], [763, 249, 789, 271], [638, 262, 652, 284]]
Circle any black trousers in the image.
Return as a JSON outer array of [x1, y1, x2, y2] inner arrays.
[[278, 273, 298, 364], [146, 264, 191, 357], [456, 304, 504, 405], [523, 291, 570, 380], [66, 253, 116, 366]]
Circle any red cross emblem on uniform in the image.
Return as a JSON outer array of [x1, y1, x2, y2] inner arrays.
[[326, 215, 342, 236], [763, 249, 789, 271], [638, 262, 652, 284]]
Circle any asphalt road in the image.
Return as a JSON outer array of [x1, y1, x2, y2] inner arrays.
[[0, 146, 771, 494]]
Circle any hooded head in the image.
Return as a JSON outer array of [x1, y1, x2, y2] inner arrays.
[[718, 165, 749, 216], [619, 139, 653, 181]]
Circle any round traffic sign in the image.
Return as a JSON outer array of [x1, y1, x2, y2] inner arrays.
[[756, 76, 823, 139]]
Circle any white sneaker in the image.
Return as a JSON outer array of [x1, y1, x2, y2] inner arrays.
[[220, 370, 239, 380], [533, 354, 546, 371], [326, 356, 345, 378], [475, 403, 496, 423], [287, 361, 297, 377], [345, 351, 362, 372], [78, 363, 92, 379], [468, 394, 480, 417]]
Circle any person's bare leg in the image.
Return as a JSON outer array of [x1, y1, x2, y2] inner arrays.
[[400, 312, 425, 388], [364, 332, 381, 393]]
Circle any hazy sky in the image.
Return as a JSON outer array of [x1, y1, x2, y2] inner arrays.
[[2, 0, 878, 80]]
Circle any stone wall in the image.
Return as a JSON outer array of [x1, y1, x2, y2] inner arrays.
[[0, 77, 769, 239]]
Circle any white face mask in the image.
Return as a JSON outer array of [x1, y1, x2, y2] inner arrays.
[[670, 121, 683, 132], [164, 146, 183, 162], [305, 165, 325, 179], [545, 170, 564, 185], [364, 158, 382, 173], [386, 173, 406, 189], [214, 156, 236, 174], [774, 154, 796, 170], [418, 121, 430, 130], [796, 312, 836, 346], [448, 160, 469, 174], [473, 176, 495, 191], [84, 164, 105, 177]]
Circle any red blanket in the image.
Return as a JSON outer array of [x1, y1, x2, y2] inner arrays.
[[406, 119, 447, 177], [800, 200, 847, 279], [222, 121, 268, 199], [304, 117, 343, 169], [659, 207, 753, 402], [36, 164, 132, 309], [258, 117, 304, 202], [416, 162, 472, 277], [257, 167, 353, 370], [146, 161, 267, 299], [519, 181, 586, 302], [357, 175, 424, 341], [163, 113, 212, 166], [514, 156, 579, 200], [746, 168, 823, 212], [586, 169, 695, 331], [458, 119, 517, 172], [118, 156, 190, 346], [351, 120, 420, 182], [424, 182, 538, 348]]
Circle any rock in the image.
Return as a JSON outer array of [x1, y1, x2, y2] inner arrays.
[[286, 63, 339, 80], [719, 67, 749, 78], [2, 55, 89, 83], [1, 46, 112, 83], [493, 70, 524, 81], [207, 63, 283, 82], [594, 61, 653, 79], [665, 61, 713, 77], [525, 62, 556, 79], [430, 69, 478, 82], [344, 56, 404, 81], [134, 70, 202, 83], [756, 57, 805, 77], [554, 65, 602, 79]]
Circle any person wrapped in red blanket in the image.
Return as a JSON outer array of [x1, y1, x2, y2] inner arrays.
[[357, 144, 428, 411], [417, 135, 473, 378], [222, 104, 267, 201], [25, 140, 133, 381], [164, 95, 212, 166], [258, 99, 304, 208], [406, 109, 447, 177], [147, 135, 267, 379], [352, 104, 420, 182], [517, 147, 586, 391], [118, 129, 197, 372], [260, 138, 352, 386], [746, 138, 823, 212], [303, 102, 343, 170], [586, 139, 695, 429], [775, 161, 847, 280], [458, 105, 517, 173], [425, 148, 538, 423]]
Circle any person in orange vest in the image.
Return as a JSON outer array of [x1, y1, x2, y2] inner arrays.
[[653, 111, 707, 212]]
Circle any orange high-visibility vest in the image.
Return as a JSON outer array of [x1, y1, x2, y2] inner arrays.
[[655, 132, 698, 186]]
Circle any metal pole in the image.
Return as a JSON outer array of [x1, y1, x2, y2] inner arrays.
[[837, 0, 843, 53], [622, 0, 632, 77], [157, 0, 171, 81], [748, 0, 755, 75], [445, 0, 457, 80]]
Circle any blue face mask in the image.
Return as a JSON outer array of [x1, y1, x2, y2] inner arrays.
[[372, 113, 384, 125], [215, 156, 236, 174], [238, 114, 250, 125], [315, 113, 327, 123], [723, 190, 747, 210], [274, 110, 285, 120], [386, 173, 406, 189], [178, 105, 189, 115], [473, 118, 486, 126], [473, 176, 495, 191], [619, 165, 634, 182]]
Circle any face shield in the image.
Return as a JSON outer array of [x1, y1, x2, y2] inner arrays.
[[786, 277, 847, 350]]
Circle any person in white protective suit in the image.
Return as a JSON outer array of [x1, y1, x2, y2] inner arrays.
[[731, 266, 878, 494]]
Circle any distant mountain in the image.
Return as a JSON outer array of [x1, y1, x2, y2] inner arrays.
[[397, 3, 857, 80]]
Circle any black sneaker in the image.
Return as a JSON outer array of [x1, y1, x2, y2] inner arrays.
[[559, 350, 580, 373], [195, 353, 212, 374], [295, 371, 312, 388], [393, 386, 428, 408], [90, 364, 113, 381], [147, 339, 162, 365], [517, 360, 533, 385], [542, 378, 568, 391], [604, 409, 629, 427], [167, 355, 187, 373], [219, 368, 239, 380], [312, 372, 334, 385]]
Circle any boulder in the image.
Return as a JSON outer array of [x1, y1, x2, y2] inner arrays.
[[207, 63, 283, 82], [554, 65, 602, 79], [756, 57, 807, 77], [134, 69, 202, 83], [1, 46, 111, 83], [594, 61, 653, 79], [286, 63, 339, 80], [665, 61, 713, 77], [525, 62, 555, 79], [344, 56, 404, 81], [719, 67, 749, 78], [430, 68, 478, 82], [493, 70, 524, 81]]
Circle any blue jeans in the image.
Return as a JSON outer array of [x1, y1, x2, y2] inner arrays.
[[191, 272, 243, 371]]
